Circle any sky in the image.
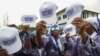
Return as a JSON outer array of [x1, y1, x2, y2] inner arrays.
[[0, 0, 100, 27]]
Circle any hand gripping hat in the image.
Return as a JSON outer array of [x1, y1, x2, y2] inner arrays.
[[0, 27, 22, 54]]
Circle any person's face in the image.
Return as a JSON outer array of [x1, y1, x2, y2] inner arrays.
[[41, 27, 47, 35], [38, 24, 47, 35], [23, 25, 29, 31], [52, 30, 60, 38]]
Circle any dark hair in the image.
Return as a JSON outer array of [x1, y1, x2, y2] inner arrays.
[[7, 24, 18, 29]]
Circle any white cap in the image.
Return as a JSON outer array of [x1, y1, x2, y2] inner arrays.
[[85, 17, 100, 30], [65, 3, 84, 24], [63, 24, 76, 36], [0, 27, 22, 54], [39, 2, 58, 25], [21, 15, 37, 25]]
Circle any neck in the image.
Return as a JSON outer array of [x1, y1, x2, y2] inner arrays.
[[23, 30, 28, 32], [52, 35, 58, 40]]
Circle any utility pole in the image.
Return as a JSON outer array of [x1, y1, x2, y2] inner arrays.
[[6, 12, 8, 25], [3, 12, 9, 26], [3, 14, 6, 26]]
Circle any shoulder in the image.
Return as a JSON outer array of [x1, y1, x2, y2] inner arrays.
[[43, 35, 51, 45], [44, 35, 53, 44]]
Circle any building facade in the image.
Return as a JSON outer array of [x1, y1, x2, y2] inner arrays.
[[56, 8, 100, 29]]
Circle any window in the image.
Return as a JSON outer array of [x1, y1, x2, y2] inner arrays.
[[58, 16, 61, 20], [82, 11, 90, 19], [92, 13, 94, 17], [63, 15, 66, 19], [82, 12, 87, 19], [81, 12, 83, 18], [97, 14, 98, 18], [87, 12, 88, 18]]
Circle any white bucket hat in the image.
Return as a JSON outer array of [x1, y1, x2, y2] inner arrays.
[[63, 24, 76, 36], [0, 27, 22, 54], [85, 17, 100, 30]]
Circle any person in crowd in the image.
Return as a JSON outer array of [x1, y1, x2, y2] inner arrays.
[[0, 24, 20, 56], [18, 25, 31, 56], [30, 20, 48, 56], [63, 17, 100, 56], [85, 17, 100, 45], [62, 24, 78, 56], [44, 24, 63, 56], [0, 26, 22, 56], [71, 17, 92, 56], [29, 31, 40, 56], [36, 20, 48, 48], [83, 17, 100, 56]]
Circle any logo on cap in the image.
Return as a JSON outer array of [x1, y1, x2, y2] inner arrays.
[[2, 37, 17, 46], [24, 16, 34, 22], [65, 3, 84, 19], [21, 15, 37, 24], [41, 8, 53, 18], [66, 27, 72, 32]]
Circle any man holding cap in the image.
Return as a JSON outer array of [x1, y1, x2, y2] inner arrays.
[[64, 17, 100, 56], [18, 15, 37, 56], [44, 24, 63, 56], [62, 24, 78, 56], [19, 25, 31, 56]]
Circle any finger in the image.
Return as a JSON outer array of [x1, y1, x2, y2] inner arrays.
[[0, 49, 7, 52], [0, 52, 9, 56], [66, 33, 69, 37], [65, 33, 70, 39]]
